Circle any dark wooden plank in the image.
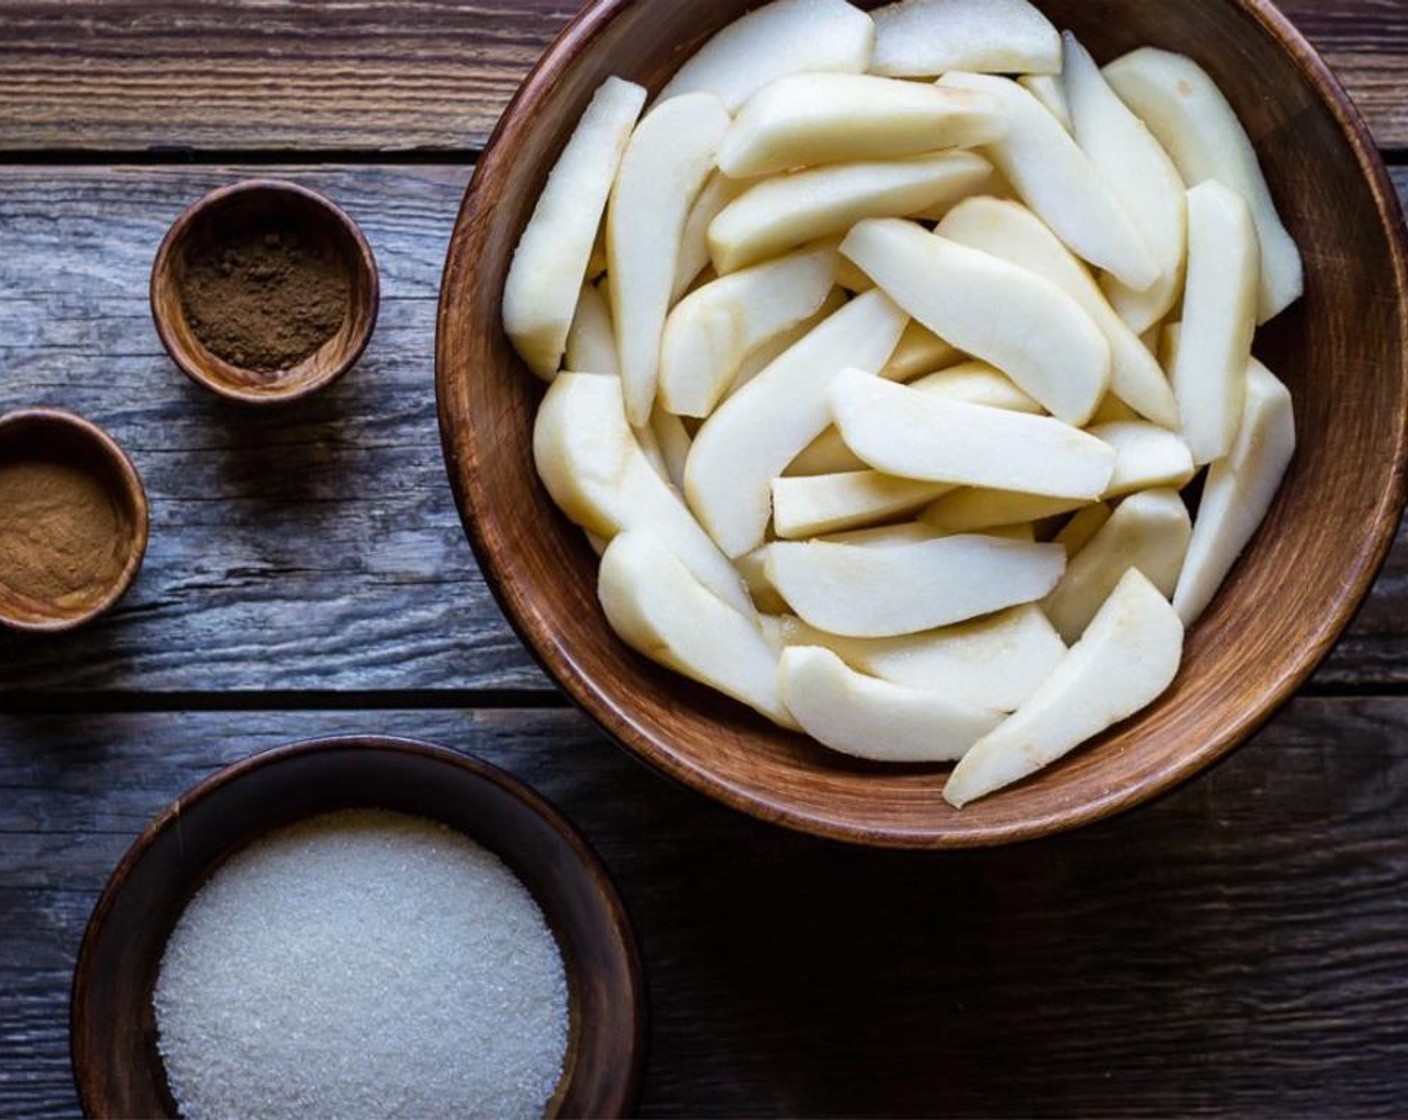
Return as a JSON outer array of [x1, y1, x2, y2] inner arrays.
[[0, 163, 550, 693], [4, 700, 1408, 1117], [0, 0, 1400, 152]]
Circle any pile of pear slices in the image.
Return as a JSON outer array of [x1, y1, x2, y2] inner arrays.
[[501, 0, 1302, 808]]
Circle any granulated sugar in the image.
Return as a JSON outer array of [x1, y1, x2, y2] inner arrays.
[[153, 808, 569, 1120]]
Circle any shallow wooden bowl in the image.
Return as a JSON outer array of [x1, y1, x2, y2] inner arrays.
[[70, 736, 645, 1119], [151, 179, 379, 405], [436, 0, 1408, 848], [0, 408, 148, 633]]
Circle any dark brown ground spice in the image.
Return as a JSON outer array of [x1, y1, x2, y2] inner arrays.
[[0, 457, 126, 608], [181, 220, 351, 374]]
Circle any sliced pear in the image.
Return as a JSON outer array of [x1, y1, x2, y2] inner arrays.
[[651, 405, 692, 491], [884, 323, 963, 383], [773, 604, 1065, 712], [533, 373, 752, 615], [672, 171, 748, 303], [936, 197, 1178, 428], [1104, 47, 1304, 323], [780, 646, 1004, 763], [1174, 359, 1296, 626], [736, 547, 791, 615], [632, 419, 672, 485], [922, 489, 1086, 534], [1061, 34, 1187, 335], [1055, 503, 1112, 556], [765, 534, 1065, 638], [821, 522, 946, 547], [870, 0, 1060, 77], [945, 569, 1184, 807], [659, 245, 837, 419], [1043, 488, 1192, 644], [841, 218, 1109, 425], [772, 471, 954, 539], [937, 72, 1158, 292], [710, 151, 992, 274], [1091, 421, 1196, 497], [564, 281, 618, 375], [1019, 74, 1071, 131], [831, 369, 1115, 499], [1171, 181, 1259, 465], [685, 291, 907, 557], [599, 532, 795, 728], [608, 92, 731, 425], [720, 73, 1006, 178], [908, 362, 1042, 412], [503, 77, 646, 379], [732, 288, 848, 392], [657, 0, 875, 112]]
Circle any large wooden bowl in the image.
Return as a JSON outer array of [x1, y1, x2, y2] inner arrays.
[[70, 737, 644, 1118], [436, 0, 1408, 848]]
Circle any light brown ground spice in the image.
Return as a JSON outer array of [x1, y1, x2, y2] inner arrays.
[[0, 457, 126, 608], [181, 220, 351, 373]]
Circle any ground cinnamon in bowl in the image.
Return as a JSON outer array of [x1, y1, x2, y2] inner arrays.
[[0, 410, 148, 633]]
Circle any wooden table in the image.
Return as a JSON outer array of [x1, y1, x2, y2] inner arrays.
[[2, 3, 1406, 1116]]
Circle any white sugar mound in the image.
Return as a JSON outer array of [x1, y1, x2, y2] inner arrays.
[[153, 808, 569, 1120]]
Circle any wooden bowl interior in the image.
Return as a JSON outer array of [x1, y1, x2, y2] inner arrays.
[[151, 181, 378, 405], [437, 0, 1408, 847], [70, 738, 644, 1119], [0, 409, 148, 632]]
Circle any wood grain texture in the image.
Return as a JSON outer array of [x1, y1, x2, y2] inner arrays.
[[438, 0, 1408, 846], [5, 701, 1408, 1117], [1, 167, 1407, 695], [0, 1, 1401, 151]]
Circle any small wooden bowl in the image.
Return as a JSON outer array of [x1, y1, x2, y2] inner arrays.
[[151, 179, 379, 405], [0, 408, 148, 633], [436, 0, 1408, 848], [70, 736, 644, 1120]]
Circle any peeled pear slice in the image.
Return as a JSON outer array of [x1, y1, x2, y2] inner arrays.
[[831, 369, 1116, 500], [503, 77, 646, 379], [821, 522, 946, 547], [945, 569, 1184, 807], [1043, 488, 1192, 644], [922, 489, 1086, 534], [719, 73, 1007, 177], [1061, 35, 1188, 335], [732, 288, 848, 393], [938, 72, 1158, 292], [736, 547, 791, 615], [657, 0, 875, 113], [772, 471, 954, 539], [870, 0, 1060, 77], [659, 246, 836, 419], [650, 405, 692, 491], [1104, 47, 1304, 323], [1055, 503, 1112, 556], [780, 646, 1004, 763], [884, 323, 962, 383], [710, 151, 992, 274], [772, 604, 1065, 712], [608, 92, 731, 425], [1171, 181, 1259, 465], [841, 218, 1109, 425], [564, 282, 618, 375], [765, 534, 1066, 638], [936, 197, 1178, 428], [685, 291, 907, 558], [1019, 74, 1071, 131], [1091, 421, 1196, 497], [533, 373, 752, 615], [672, 172, 748, 303], [599, 532, 795, 728], [908, 362, 1042, 412], [1174, 359, 1296, 626]]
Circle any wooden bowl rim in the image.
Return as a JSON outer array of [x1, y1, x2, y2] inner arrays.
[[435, 0, 1408, 849], [68, 734, 647, 1118], [150, 177, 380, 406], [0, 407, 149, 634]]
